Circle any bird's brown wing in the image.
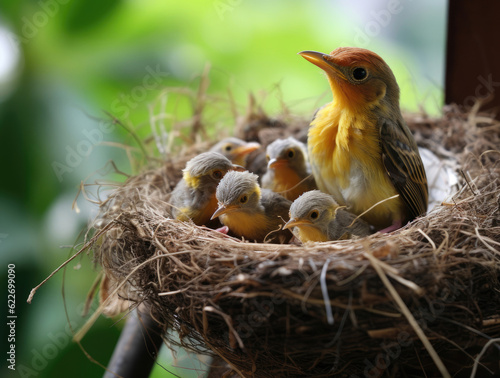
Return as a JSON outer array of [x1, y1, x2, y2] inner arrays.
[[379, 118, 428, 221]]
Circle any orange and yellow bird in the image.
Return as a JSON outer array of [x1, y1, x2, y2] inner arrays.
[[261, 137, 317, 201], [299, 47, 428, 231]]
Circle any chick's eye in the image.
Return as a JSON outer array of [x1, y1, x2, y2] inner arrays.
[[287, 149, 295, 158], [310, 210, 319, 219], [224, 144, 232, 152], [212, 170, 223, 179], [352, 67, 367, 81], [240, 195, 248, 203]]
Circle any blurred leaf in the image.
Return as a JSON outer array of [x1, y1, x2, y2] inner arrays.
[[62, 0, 123, 34], [0, 3, 23, 24], [41, 324, 120, 378]]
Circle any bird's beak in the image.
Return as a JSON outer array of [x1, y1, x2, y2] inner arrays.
[[267, 158, 288, 169], [230, 164, 247, 172], [299, 50, 344, 79], [211, 204, 238, 220], [232, 142, 261, 160], [283, 218, 313, 230]]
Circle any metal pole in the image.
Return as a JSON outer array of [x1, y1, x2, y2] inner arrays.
[[104, 309, 164, 378]]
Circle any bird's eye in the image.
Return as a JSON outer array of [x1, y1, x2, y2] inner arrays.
[[352, 67, 368, 81], [265, 154, 270, 162], [224, 144, 232, 152], [287, 149, 295, 158], [310, 210, 319, 219], [212, 170, 223, 179], [240, 195, 248, 204]]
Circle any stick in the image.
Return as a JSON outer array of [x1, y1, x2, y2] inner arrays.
[[27, 223, 114, 304]]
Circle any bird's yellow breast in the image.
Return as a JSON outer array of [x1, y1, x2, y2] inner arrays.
[[294, 225, 328, 243], [308, 103, 402, 227], [180, 194, 219, 226], [270, 166, 305, 201], [220, 211, 271, 241]]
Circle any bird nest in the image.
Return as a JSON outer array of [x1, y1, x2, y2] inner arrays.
[[82, 98, 500, 377]]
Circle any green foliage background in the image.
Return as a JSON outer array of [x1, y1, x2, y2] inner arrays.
[[0, 1, 445, 377]]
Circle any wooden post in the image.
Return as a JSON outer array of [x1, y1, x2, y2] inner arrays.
[[445, 0, 500, 116]]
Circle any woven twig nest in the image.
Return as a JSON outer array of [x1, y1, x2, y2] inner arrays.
[[90, 103, 500, 377]]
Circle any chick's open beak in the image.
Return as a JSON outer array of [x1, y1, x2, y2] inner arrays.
[[283, 218, 313, 230], [211, 204, 238, 220]]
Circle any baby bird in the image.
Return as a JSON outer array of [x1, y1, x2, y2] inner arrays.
[[211, 171, 292, 243], [262, 137, 317, 201], [283, 190, 371, 243], [209, 137, 261, 168], [170, 152, 244, 227]]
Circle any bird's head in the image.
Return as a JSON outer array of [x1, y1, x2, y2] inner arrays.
[[299, 47, 399, 110], [283, 190, 337, 235], [182, 152, 245, 191], [211, 171, 262, 220], [266, 137, 308, 172], [210, 137, 261, 167]]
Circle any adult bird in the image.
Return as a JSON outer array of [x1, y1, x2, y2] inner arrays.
[[261, 137, 317, 201], [211, 171, 292, 243], [209, 137, 261, 168], [299, 47, 428, 231], [283, 190, 371, 243], [170, 152, 244, 227]]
